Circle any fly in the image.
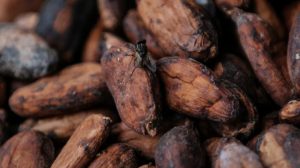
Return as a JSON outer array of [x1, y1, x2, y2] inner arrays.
[[130, 40, 156, 77]]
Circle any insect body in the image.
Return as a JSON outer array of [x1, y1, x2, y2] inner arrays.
[[130, 40, 156, 76]]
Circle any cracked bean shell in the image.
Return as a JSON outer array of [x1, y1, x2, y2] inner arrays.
[[137, 0, 218, 61], [158, 56, 241, 122], [101, 44, 162, 136]]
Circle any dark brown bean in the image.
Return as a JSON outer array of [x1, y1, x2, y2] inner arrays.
[[155, 123, 206, 168], [102, 43, 162, 136], [227, 8, 292, 105], [137, 0, 218, 61]]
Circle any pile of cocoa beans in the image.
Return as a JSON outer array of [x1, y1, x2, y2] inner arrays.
[[2, 0, 300, 167]]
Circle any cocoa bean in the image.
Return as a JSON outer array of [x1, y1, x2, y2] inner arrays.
[[155, 123, 206, 168], [158, 57, 247, 122], [205, 137, 264, 168], [249, 124, 300, 168], [102, 43, 162, 136], [9, 63, 110, 117], [19, 108, 118, 142], [227, 8, 292, 105], [51, 114, 111, 168], [137, 0, 218, 61], [88, 143, 138, 168], [0, 131, 55, 168]]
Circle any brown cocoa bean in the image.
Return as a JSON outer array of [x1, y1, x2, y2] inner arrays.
[[137, 0, 218, 61], [19, 108, 118, 142], [51, 114, 111, 168], [88, 143, 138, 168], [254, 0, 291, 86], [249, 124, 300, 168], [227, 8, 292, 105], [205, 137, 263, 168], [158, 57, 243, 122], [102, 43, 162, 136], [0, 131, 55, 168], [9, 63, 110, 117], [155, 123, 206, 168], [279, 100, 300, 125]]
